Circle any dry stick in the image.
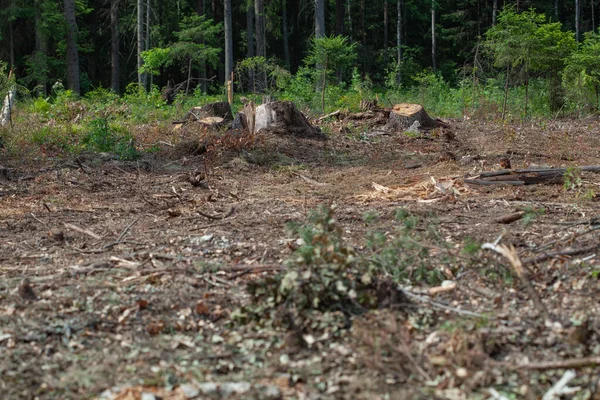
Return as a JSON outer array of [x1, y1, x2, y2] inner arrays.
[[116, 218, 139, 243], [530, 225, 600, 254], [400, 289, 488, 318], [522, 243, 600, 265], [316, 109, 341, 122], [194, 207, 235, 221], [64, 223, 102, 240], [517, 356, 600, 370], [30, 213, 47, 227], [227, 265, 286, 280], [482, 243, 549, 319]]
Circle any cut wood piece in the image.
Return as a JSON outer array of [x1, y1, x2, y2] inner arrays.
[[254, 101, 324, 138], [198, 116, 225, 126], [494, 212, 525, 224], [187, 101, 233, 122], [387, 103, 437, 131]]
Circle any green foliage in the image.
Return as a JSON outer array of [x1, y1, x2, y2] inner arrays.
[[305, 36, 357, 111], [521, 206, 546, 226], [82, 118, 139, 160], [563, 30, 600, 110], [235, 57, 291, 94], [305, 35, 357, 85], [564, 167, 583, 191], [484, 8, 546, 71], [485, 7, 576, 114], [237, 205, 397, 331], [140, 15, 222, 86]]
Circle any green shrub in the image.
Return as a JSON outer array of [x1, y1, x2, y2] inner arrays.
[[83, 118, 140, 160]]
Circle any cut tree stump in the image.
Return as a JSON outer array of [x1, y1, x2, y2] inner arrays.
[[254, 101, 324, 138], [387, 103, 438, 131]]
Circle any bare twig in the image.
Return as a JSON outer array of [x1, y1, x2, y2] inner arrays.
[[316, 109, 341, 122], [482, 242, 548, 318], [64, 223, 102, 240], [194, 207, 235, 221], [523, 243, 600, 265], [400, 289, 488, 318], [116, 218, 139, 243], [30, 213, 47, 226], [518, 356, 600, 370], [542, 370, 580, 400]]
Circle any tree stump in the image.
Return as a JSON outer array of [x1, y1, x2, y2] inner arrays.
[[387, 103, 437, 131], [254, 101, 324, 138]]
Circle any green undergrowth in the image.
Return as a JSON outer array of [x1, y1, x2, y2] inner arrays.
[[234, 205, 476, 333], [0, 72, 592, 161]]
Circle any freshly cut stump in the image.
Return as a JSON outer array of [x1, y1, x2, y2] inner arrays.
[[254, 101, 323, 138], [387, 103, 437, 130]]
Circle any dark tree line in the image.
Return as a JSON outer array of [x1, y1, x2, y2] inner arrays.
[[0, 0, 597, 95]]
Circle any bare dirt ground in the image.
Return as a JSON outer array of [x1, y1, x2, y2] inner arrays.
[[2, 117, 600, 399]]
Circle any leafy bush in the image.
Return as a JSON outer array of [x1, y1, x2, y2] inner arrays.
[[83, 118, 139, 160], [237, 205, 402, 331]]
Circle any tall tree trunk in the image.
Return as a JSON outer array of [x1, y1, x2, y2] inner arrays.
[[198, 2, 207, 93], [555, 0, 559, 21], [347, 0, 352, 39], [255, 0, 265, 57], [34, 0, 47, 94], [431, 0, 436, 72], [64, 0, 80, 95], [575, 0, 580, 42], [224, 0, 233, 82], [315, 0, 325, 38], [8, 0, 14, 68], [111, 0, 120, 93], [283, 0, 290, 68], [575, 0, 581, 42], [255, 0, 266, 90], [145, 0, 151, 88], [396, 0, 402, 83], [492, 0, 498, 25], [137, 0, 145, 87], [247, 2, 254, 57], [335, 0, 345, 35], [384, 0, 388, 66], [593, 0, 596, 31], [360, 0, 365, 45]]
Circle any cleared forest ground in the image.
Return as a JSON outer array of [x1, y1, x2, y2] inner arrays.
[[2, 118, 600, 399]]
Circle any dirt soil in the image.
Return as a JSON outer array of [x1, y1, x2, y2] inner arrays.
[[2, 118, 600, 399]]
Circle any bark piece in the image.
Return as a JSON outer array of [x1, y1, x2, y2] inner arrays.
[[254, 101, 324, 138], [387, 103, 437, 131]]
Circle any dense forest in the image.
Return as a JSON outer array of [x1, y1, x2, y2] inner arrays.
[[1, 0, 599, 99]]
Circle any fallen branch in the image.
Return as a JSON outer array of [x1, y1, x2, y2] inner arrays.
[[400, 288, 488, 318], [116, 218, 138, 243], [518, 356, 600, 370], [316, 109, 341, 122], [482, 242, 548, 318], [194, 207, 235, 220], [542, 370, 580, 400], [471, 165, 600, 186], [494, 211, 525, 224], [523, 243, 600, 265], [64, 223, 102, 240]]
